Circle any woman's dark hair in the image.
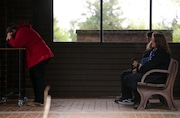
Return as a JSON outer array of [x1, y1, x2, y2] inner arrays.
[[154, 33, 171, 56], [6, 22, 18, 33], [146, 31, 153, 38]]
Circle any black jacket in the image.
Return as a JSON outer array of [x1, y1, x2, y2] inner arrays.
[[139, 48, 170, 83], [139, 48, 170, 74]]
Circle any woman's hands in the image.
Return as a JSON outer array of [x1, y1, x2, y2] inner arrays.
[[132, 60, 139, 73]]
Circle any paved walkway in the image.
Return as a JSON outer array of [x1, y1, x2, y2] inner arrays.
[[0, 98, 180, 118]]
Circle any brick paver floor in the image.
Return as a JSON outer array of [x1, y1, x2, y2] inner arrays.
[[0, 98, 180, 118]]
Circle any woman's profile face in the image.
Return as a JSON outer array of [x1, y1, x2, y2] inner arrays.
[[151, 35, 156, 48]]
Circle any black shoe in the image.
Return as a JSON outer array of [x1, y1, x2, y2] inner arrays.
[[134, 101, 140, 109], [114, 96, 126, 103], [145, 100, 151, 109], [114, 97, 134, 105], [27, 101, 44, 107], [114, 97, 124, 103], [118, 98, 134, 105]]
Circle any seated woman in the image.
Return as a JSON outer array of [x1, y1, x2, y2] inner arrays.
[[115, 31, 153, 104], [124, 32, 171, 109]]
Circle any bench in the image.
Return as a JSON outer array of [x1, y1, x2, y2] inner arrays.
[[137, 58, 178, 110]]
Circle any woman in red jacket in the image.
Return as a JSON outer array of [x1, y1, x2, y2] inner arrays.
[[6, 22, 54, 106]]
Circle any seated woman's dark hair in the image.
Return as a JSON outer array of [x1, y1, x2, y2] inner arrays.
[[147, 31, 153, 38]]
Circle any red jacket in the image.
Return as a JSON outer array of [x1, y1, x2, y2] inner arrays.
[[8, 23, 54, 68]]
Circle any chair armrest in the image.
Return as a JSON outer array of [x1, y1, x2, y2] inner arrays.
[[140, 69, 169, 83]]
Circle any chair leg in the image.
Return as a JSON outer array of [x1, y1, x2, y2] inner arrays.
[[137, 89, 150, 110], [163, 95, 177, 110]]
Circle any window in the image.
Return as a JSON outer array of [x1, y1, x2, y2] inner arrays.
[[102, 0, 149, 42], [53, 0, 100, 42], [53, 0, 180, 43], [152, 0, 180, 42]]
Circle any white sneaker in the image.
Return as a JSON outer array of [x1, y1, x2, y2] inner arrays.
[[118, 98, 134, 105]]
